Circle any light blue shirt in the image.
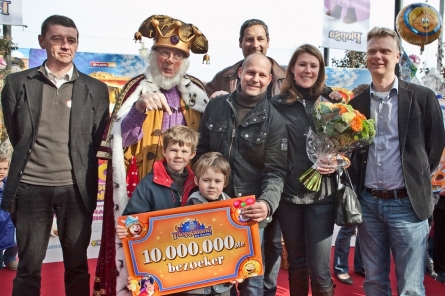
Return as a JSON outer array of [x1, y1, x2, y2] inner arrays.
[[365, 77, 406, 190]]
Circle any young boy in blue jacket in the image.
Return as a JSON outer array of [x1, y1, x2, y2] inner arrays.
[[116, 129, 238, 295], [115, 125, 199, 222]]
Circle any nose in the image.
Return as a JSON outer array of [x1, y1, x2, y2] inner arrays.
[[165, 54, 175, 63], [251, 73, 260, 82], [60, 37, 71, 48]]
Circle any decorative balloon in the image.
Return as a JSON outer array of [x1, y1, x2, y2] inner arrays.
[[396, 3, 442, 54]]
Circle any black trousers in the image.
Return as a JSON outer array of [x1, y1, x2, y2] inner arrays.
[[278, 197, 335, 291], [11, 183, 93, 296]]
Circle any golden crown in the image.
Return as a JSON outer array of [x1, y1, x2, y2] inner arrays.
[[134, 15, 208, 57]]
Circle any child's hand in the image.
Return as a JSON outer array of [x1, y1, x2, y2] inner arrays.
[[127, 277, 138, 291], [116, 225, 128, 239]]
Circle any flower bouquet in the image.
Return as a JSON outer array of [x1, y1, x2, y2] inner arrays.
[[299, 100, 376, 191]]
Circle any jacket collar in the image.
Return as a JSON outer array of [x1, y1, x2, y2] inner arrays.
[[152, 158, 195, 188]]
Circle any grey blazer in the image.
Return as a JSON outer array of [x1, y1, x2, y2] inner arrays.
[[1, 64, 109, 214], [350, 79, 445, 220]]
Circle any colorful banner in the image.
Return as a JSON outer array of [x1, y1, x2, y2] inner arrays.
[[0, 0, 22, 26], [322, 0, 370, 52], [120, 196, 263, 295]]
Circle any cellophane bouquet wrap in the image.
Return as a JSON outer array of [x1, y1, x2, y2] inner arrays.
[[299, 100, 376, 191]]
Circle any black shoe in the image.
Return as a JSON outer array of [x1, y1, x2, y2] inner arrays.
[[354, 270, 366, 277], [437, 273, 445, 284], [426, 256, 437, 278], [335, 273, 353, 285]]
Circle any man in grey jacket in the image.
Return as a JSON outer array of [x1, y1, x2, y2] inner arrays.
[[1, 15, 109, 296]]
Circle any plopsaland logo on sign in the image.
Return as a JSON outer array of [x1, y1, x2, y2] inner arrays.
[[328, 30, 363, 44], [171, 219, 212, 240]]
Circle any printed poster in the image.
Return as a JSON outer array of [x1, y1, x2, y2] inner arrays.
[[322, 0, 370, 52], [120, 196, 263, 295]]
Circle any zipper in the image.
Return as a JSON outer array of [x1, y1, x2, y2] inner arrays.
[[181, 180, 195, 203], [228, 124, 239, 160]]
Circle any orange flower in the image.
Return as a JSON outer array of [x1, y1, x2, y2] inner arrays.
[[337, 104, 349, 115], [354, 110, 366, 120], [351, 116, 363, 132]]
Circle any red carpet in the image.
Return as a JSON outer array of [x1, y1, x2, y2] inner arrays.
[[0, 248, 444, 295]]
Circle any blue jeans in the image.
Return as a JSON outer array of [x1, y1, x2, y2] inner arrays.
[[1, 244, 18, 267], [11, 183, 93, 296], [231, 228, 264, 296], [357, 190, 428, 296], [262, 213, 282, 296], [333, 225, 364, 274]]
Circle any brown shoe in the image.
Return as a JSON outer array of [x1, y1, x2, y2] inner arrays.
[[6, 260, 18, 270]]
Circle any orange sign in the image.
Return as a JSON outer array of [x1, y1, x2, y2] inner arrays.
[[120, 196, 263, 295]]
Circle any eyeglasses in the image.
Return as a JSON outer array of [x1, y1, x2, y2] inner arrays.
[[156, 49, 184, 63]]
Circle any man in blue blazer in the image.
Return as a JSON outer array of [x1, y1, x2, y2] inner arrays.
[[350, 27, 445, 296], [1, 15, 109, 296]]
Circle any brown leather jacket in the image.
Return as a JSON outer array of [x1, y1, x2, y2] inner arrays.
[[205, 57, 286, 98]]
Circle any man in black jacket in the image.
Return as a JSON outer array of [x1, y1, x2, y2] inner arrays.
[[1, 15, 109, 296], [196, 53, 287, 295], [350, 27, 445, 296]]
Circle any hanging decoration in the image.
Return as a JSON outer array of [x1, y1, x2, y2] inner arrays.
[[396, 3, 442, 54]]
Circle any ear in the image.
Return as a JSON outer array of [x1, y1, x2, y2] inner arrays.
[[238, 67, 243, 79], [268, 73, 272, 84], [38, 35, 45, 49], [194, 176, 199, 186], [190, 150, 196, 159]]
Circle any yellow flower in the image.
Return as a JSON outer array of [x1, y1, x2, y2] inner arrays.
[[341, 112, 354, 124]]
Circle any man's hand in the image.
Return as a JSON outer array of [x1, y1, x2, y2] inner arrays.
[[241, 201, 268, 222], [329, 90, 343, 102], [116, 224, 128, 240], [210, 90, 229, 99], [135, 92, 172, 115]]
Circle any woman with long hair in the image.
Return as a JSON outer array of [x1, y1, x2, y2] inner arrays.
[[271, 44, 337, 296]]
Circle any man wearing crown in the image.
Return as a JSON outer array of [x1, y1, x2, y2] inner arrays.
[[94, 15, 209, 296]]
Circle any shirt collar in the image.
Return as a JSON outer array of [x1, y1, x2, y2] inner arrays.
[[44, 63, 74, 82], [370, 76, 399, 99]]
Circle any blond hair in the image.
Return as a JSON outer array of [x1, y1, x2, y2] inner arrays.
[[162, 125, 199, 152], [193, 152, 231, 186], [0, 154, 10, 165], [367, 27, 401, 53]]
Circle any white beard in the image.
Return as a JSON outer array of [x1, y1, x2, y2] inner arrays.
[[147, 50, 190, 90]]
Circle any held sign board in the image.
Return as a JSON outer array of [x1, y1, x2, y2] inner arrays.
[[120, 196, 263, 295]]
